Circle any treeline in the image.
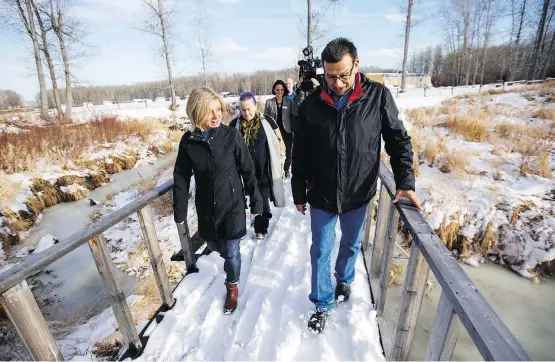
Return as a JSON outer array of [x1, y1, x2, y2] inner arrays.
[[407, 0, 555, 87], [0, 90, 24, 110], [48, 66, 395, 106]]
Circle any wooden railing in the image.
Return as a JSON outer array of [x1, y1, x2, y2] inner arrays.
[[0, 181, 200, 361], [0, 163, 532, 361], [361, 161, 530, 361]]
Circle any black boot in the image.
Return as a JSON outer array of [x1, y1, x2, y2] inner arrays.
[[263, 211, 272, 219], [308, 310, 328, 334], [335, 283, 350, 303], [254, 215, 269, 239]]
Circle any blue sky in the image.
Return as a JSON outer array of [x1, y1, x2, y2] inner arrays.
[[1, 0, 472, 100]]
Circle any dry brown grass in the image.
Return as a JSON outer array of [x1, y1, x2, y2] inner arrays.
[[389, 263, 406, 286], [511, 201, 533, 224], [443, 113, 490, 142], [534, 108, 555, 122], [422, 138, 445, 166], [480, 221, 497, 256], [436, 212, 463, 250], [440, 150, 469, 175], [520, 157, 531, 176], [537, 152, 553, 178], [0, 117, 165, 174], [405, 107, 440, 126]]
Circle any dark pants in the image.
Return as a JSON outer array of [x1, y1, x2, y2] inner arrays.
[[206, 239, 241, 284], [254, 197, 271, 235], [282, 131, 293, 173]]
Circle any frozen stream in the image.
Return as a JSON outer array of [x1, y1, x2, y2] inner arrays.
[[18, 153, 176, 322]]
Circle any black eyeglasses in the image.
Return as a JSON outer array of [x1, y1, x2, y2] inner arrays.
[[325, 63, 355, 82]]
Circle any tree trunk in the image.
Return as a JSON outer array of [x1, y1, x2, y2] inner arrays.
[[541, 30, 555, 78], [480, 0, 493, 85], [307, 0, 312, 47], [462, 4, 469, 86], [401, 0, 413, 92], [18, 0, 49, 119], [49, 0, 72, 121], [32, 0, 61, 117], [158, 0, 176, 110], [508, 0, 527, 80], [473, 8, 482, 84], [528, 0, 551, 80]]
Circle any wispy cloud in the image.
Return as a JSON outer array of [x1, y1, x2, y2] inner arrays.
[[384, 13, 406, 22], [213, 38, 248, 53]]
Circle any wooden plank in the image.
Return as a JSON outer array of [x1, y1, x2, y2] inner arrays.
[[378, 314, 395, 359], [88, 235, 142, 354], [0, 280, 64, 361], [378, 162, 529, 360], [0, 180, 174, 295], [426, 292, 461, 361], [176, 222, 196, 269], [371, 186, 392, 280], [137, 205, 174, 309], [390, 243, 430, 361], [361, 195, 376, 252], [376, 207, 400, 316]]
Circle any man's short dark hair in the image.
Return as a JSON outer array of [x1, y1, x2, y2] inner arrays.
[[272, 80, 289, 96], [321, 38, 358, 63]]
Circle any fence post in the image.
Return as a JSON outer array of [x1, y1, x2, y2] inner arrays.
[[361, 195, 376, 252], [88, 235, 142, 355], [426, 292, 461, 361], [390, 242, 430, 361], [396, 88, 400, 98], [0, 280, 64, 361], [451, 87, 454, 96], [376, 206, 401, 316], [370, 186, 392, 302], [176, 222, 197, 270], [137, 205, 175, 310]]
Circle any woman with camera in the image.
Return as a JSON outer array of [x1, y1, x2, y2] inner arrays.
[[230, 92, 286, 239], [264, 80, 294, 178], [173, 87, 263, 315]]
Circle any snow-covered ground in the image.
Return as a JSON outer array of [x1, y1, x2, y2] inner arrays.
[[399, 85, 555, 279], [55, 180, 383, 361]]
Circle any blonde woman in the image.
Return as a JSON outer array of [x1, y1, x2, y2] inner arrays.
[[229, 92, 286, 240], [173, 87, 262, 314]]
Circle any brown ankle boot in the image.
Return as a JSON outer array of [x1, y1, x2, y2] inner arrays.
[[224, 282, 238, 314]]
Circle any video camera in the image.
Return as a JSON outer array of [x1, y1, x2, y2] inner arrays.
[[297, 46, 322, 92]]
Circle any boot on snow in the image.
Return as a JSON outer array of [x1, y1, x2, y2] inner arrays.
[[308, 309, 329, 334], [335, 283, 350, 303], [254, 215, 269, 240], [224, 282, 238, 314]]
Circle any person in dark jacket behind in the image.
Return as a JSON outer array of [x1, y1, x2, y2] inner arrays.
[[230, 92, 286, 239], [173, 87, 263, 315], [292, 38, 422, 333], [264, 80, 294, 178]]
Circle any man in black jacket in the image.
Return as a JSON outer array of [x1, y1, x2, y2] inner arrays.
[[291, 38, 421, 333]]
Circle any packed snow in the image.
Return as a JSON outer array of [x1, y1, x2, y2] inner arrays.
[[93, 180, 383, 361]]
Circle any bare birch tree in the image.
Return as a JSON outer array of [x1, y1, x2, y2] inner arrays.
[[8, 0, 50, 119], [139, 0, 177, 110], [401, 0, 414, 92], [304, 0, 340, 49], [190, 0, 213, 86], [31, 0, 61, 116], [528, 0, 552, 79]]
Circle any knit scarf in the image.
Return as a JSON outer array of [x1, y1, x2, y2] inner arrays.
[[240, 113, 262, 151]]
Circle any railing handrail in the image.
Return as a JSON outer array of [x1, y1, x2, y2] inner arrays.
[[0, 180, 174, 295], [377, 160, 530, 360]]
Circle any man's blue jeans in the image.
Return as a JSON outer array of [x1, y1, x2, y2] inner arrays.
[[206, 239, 241, 284], [309, 204, 369, 312]]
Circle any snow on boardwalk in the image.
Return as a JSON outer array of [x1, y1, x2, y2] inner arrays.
[[137, 180, 384, 361]]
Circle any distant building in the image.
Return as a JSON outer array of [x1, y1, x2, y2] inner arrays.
[[155, 97, 166, 102], [102, 100, 112, 105], [366, 73, 432, 88]]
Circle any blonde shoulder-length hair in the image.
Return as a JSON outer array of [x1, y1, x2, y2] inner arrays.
[[186, 87, 226, 129]]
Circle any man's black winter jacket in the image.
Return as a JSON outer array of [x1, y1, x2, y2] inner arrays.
[[291, 73, 415, 214]]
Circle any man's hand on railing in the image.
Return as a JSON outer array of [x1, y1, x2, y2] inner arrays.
[[394, 190, 422, 212]]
